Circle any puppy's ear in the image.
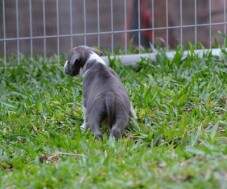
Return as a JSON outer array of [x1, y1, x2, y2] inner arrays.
[[90, 47, 104, 56], [70, 53, 79, 65]]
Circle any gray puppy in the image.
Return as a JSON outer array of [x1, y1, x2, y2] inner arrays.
[[64, 46, 135, 139]]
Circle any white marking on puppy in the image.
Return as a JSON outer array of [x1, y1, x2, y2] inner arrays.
[[80, 105, 87, 131], [130, 102, 137, 119], [80, 121, 87, 131], [64, 60, 68, 70], [79, 66, 86, 77], [87, 52, 106, 65], [80, 52, 106, 77]]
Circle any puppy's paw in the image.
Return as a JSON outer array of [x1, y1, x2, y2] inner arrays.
[[94, 132, 103, 140], [129, 103, 137, 119], [80, 122, 87, 132], [110, 127, 121, 139]]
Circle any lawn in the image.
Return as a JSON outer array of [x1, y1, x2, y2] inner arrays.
[[0, 49, 227, 189]]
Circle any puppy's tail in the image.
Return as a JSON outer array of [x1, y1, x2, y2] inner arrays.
[[105, 93, 115, 126]]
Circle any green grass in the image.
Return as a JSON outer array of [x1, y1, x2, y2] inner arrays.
[[0, 49, 227, 189]]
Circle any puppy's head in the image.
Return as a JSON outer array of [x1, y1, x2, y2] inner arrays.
[[64, 46, 104, 76]]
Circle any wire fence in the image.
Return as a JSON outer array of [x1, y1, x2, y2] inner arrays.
[[0, 0, 226, 66]]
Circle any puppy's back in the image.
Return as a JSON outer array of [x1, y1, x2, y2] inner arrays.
[[84, 63, 131, 126]]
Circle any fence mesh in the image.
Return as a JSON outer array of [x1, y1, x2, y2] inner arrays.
[[0, 0, 226, 65]]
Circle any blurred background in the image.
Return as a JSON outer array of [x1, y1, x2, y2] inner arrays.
[[0, 0, 226, 59]]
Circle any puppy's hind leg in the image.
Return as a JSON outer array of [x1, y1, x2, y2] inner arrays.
[[88, 122, 102, 139], [87, 121, 102, 139], [110, 116, 128, 139], [86, 108, 103, 139]]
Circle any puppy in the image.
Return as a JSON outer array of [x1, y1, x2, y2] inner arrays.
[[64, 46, 135, 139]]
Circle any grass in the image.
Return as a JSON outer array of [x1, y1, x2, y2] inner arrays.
[[0, 49, 227, 189]]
